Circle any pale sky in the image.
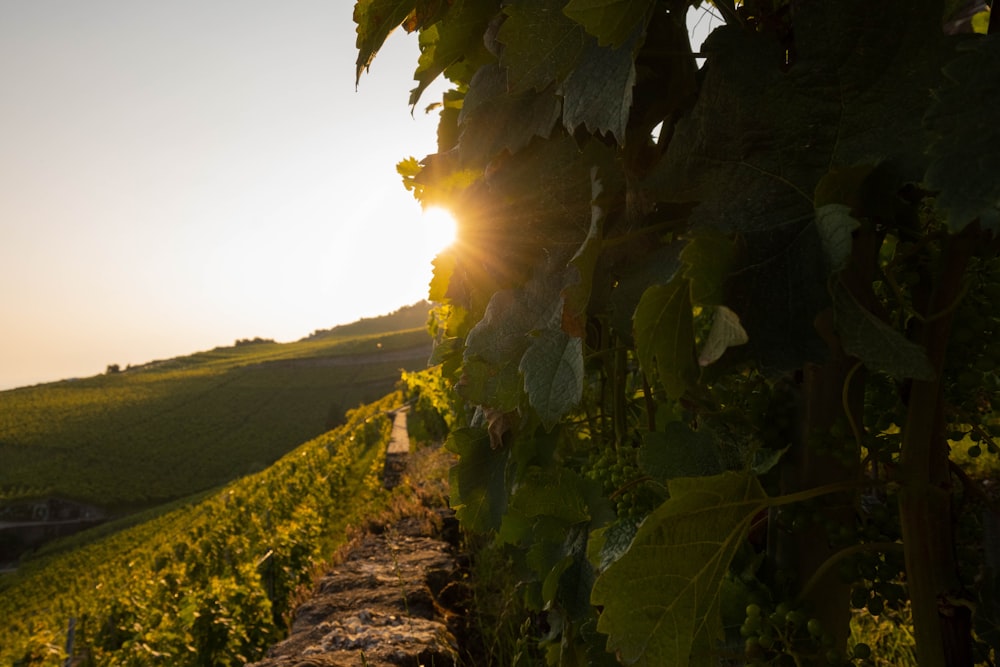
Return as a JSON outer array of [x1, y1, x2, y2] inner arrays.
[[0, 1, 451, 390]]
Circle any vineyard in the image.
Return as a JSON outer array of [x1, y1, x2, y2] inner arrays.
[[0, 392, 399, 666], [356, 0, 1000, 665], [0, 316, 431, 508]]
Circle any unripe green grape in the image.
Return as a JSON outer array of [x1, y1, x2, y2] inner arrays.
[[746, 603, 762, 618], [807, 618, 823, 637], [967, 444, 982, 458]]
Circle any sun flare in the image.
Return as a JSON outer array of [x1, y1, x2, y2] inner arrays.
[[421, 206, 458, 256]]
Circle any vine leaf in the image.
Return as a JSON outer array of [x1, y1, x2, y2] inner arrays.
[[459, 63, 562, 166], [814, 204, 861, 273], [831, 280, 934, 380], [409, 0, 495, 106], [498, 0, 587, 94], [355, 0, 417, 84], [520, 329, 585, 431], [924, 37, 1000, 232], [561, 33, 638, 143], [592, 472, 768, 666], [634, 278, 697, 399], [698, 306, 748, 367], [446, 427, 509, 532], [562, 0, 655, 48]]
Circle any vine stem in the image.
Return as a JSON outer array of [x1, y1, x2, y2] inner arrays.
[[767, 479, 878, 508], [796, 541, 904, 604]]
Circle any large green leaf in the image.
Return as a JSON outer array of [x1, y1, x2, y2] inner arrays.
[[562, 0, 654, 48], [561, 34, 638, 143], [925, 37, 1000, 232], [355, 0, 418, 84], [831, 280, 934, 380], [458, 63, 563, 166], [498, 0, 587, 93], [592, 472, 767, 666], [446, 427, 509, 532], [633, 278, 697, 399], [520, 329, 584, 430]]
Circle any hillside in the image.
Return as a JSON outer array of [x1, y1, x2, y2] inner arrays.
[[0, 391, 409, 665], [0, 304, 433, 514]]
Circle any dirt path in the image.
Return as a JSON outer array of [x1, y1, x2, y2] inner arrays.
[[246, 409, 469, 667]]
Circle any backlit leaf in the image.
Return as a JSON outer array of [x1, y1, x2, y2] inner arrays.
[[409, 0, 495, 106], [355, 0, 418, 84], [634, 279, 697, 399], [592, 472, 767, 666]]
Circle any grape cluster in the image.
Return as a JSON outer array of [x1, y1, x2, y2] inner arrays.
[[584, 444, 657, 520], [740, 601, 872, 665]]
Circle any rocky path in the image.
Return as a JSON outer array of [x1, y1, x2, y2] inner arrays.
[[246, 409, 469, 667]]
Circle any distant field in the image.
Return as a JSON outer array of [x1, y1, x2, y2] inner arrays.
[[0, 321, 431, 509]]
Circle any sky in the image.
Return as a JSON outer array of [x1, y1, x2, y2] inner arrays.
[[0, 1, 453, 390]]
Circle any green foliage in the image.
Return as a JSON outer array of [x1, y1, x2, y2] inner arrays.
[[592, 473, 766, 666], [357, 3, 1000, 665], [0, 394, 398, 666], [0, 324, 430, 508]]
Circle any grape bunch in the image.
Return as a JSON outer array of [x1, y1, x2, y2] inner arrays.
[[740, 601, 871, 665], [584, 442, 657, 520]]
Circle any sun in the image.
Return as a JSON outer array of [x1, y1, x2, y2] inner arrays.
[[420, 206, 458, 256]]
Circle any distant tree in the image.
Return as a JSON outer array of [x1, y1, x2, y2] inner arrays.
[[105, 364, 120, 374]]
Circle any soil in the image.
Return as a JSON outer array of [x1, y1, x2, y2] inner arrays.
[[246, 409, 475, 667]]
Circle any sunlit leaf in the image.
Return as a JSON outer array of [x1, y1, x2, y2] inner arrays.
[[592, 472, 768, 666]]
